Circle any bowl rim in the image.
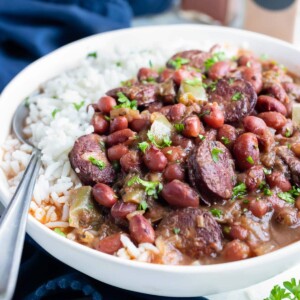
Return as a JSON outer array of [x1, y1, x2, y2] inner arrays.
[[1, 23, 300, 274]]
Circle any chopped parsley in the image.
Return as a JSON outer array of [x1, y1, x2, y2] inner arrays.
[[211, 148, 223, 163], [204, 52, 226, 70], [199, 110, 210, 117], [147, 131, 172, 148], [198, 134, 205, 141], [104, 115, 111, 121], [210, 208, 222, 218], [127, 175, 163, 199], [169, 57, 190, 69], [166, 150, 173, 155], [116, 61, 122, 67], [24, 97, 30, 108], [232, 182, 247, 199], [232, 92, 243, 101], [207, 81, 217, 91], [87, 51, 97, 58], [278, 192, 295, 204], [243, 199, 250, 204], [88, 156, 106, 170], [51, 108, 61, 118], [246, 155, 254, 164], [228, 78, 235, 85], [174, 123, 185, 133], [263, 188, 273, 196], [114, 92, 137, 110], [54, 228, 66, 237], [221, 136, 230, 145], [173, 228, 181, 235], [285, 128, 292, 137], [184, 77, 202, 86], [265, 278, 300, 300], [138, 141, 149, 153], [142, 77, 156, 84], [99, 141, 106, 150], [73, 100, 85, 111], [138, 200, 148, 211], [223, 226, 231, 235], [263, 168, 272, 175], [121, 80, 133, 87]]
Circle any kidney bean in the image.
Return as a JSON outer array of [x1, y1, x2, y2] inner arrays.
[[110, 116, 128, 133], [120, 150, 141, 173], [98, 96, 117, 114], [233, 133, 259, 170], [275, 207, 298, 226], [161, 179, 199, 208], [94, 233, 123, 255], [159, 69, 174, 83], [291, 143, 300, 157], [217, 124, 237, 148], [266, 171, 291, 192], [248, 199, 268, 218], [223, 240, 250, 261], [107, 144, 129, 162], [92, 183, 117, 208], [256, 95, 287, 116], [202, 103, 224, 129], [173, 69, 193, 85], [244, 165, 265, 191], [129, 214, 155, 244], [130, 118, 150, 132], [258, 112, 287, 130], [111, 202, 137, 219], [241, 67, 262, 93], [162, 146, 185, 162], [171, 134, 194, 152], [148, 102, 164, 113], [264, 83, 287, 102], [182, 115, 202, 138], [143, 146, 167, 172], [91, 113, 109, 134], [137, 67, 159, 82], [208, 61, 231, 80], [238, 55, 261, 71], [163, 164, 185, 181], [229, 225, 248, 241], [169, 103, 186, 122], [280, 119, 293, 137], [107, 129, 135, 146]]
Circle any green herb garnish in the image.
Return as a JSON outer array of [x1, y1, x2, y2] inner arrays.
[[263, 168, 272, 175], [24, 97, 30, 108], [51, 108, 61, 119], [116, 61, 122, 67], [264, 278, 300, 300], [138, 200, 148, 211], [87, 52, 97, 58], [73, 100, 85, 111], [264, 188, 273, 196], [138, 142, 149, 153], [88, 156, 106, 170], [232, 183, 247, 199], [211, 148, 223, 163], [210, 208, 222, 218], [149, 60, 153, 68], [204, 52, 226, 70], [147, 131, 172, 148], [198, 134, 205, 141], [173, 228, 181, 235], [174, 123, 185, 133], [278, 192, 296, 204], [54, 228, 66, 237], [232, 92, 243, 101], [285, 128, 292, 137], [114, 92, 137, 110], [169, 57, 190, 69], [184, 77, 202, 86], [167, 150, 173, 155], [221, 136, 230, 145], [246, 155, 254, 164]]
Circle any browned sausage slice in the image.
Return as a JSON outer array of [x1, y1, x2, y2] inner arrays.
[[157, 207, 222, 259], [208, 78, 257, 123], [69, 134, 115, 185], [188, 140, 235, 204], [166, 50, 211, 72]]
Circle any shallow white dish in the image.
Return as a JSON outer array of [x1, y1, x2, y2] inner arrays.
[[1, 25, 300, 297]]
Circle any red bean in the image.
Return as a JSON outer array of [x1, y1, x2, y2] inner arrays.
[[248, 199, 268, 218], [173, 69, 193, 85], [208, 61, 231, 80], [258, 112, 287, 130], [182, 115, 202, 138], [161, 179, 199, 208], [241, 67, 262, 93], [202, 103, 224, 129], [264, 83, 287, 102], [143, 146, 167, 172], [130, 118, 150, 132], [295, 196, 300, 210], [148, 102, 164, 113], [129, 214, 155, 244], [291, 143, 300, 157], [107, 129, 135, 146], [159, 69, 174, 82], [91, 113, 109, 134], [217, 124, 237, 148], [169, 103, 186, 122], [110, 116, 128, 133], [233, 133, 260, 170], [107, 144, 129, 162], [223, 240, 250, 261], [171, 134, 194, 152], [266, 171, 291, 192], [275, 207, 298, 226], [94, 233, 123, 254], [98, 96, 117, 114], [229, 225, 248, 241], [120, 151, 141, 173], [257, 95, 287, 116], [280, 119, 293, 137], [92, 183, 117, 208], [111, 202, 137, 219], [162, 146, 185, 162], [137, 67, 159, 82], [163, 164, 185, 181], [244, 165, 265, 191]]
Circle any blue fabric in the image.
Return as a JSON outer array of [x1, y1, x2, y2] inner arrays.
[[15, 236, 208, 300], [0, 0, 173, 92]]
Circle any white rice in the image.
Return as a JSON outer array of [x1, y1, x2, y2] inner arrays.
[[0, 40, 241, 263]]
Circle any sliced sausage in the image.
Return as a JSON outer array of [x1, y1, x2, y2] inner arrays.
[[188, 140, 235, 204], [157, 207, 223, 259], [69, 134, 115, 185], [208, 78, 257, 123]]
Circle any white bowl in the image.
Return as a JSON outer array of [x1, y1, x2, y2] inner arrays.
[[1, 25, 300, 297]]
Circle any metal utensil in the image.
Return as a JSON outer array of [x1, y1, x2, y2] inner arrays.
[[0, 101, 41, 300]]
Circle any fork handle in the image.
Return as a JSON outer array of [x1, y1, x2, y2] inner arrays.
[[0, 150, 41, 300]]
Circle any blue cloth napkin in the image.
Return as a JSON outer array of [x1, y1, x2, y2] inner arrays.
[[0, 0, 173, 92]]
